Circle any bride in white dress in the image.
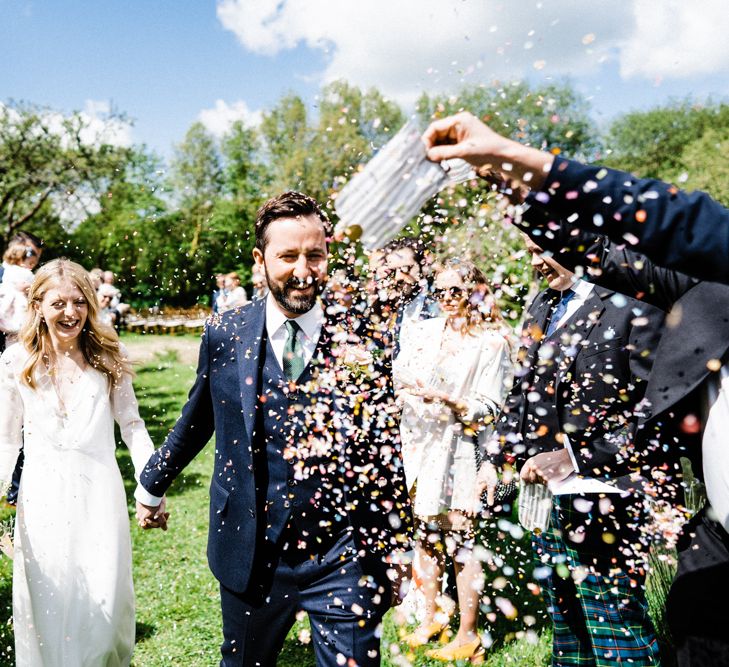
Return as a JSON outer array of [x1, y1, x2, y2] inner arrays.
[[0, 259, 167, 666]]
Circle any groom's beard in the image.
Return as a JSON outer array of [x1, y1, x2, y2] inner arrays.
[[266, 270, 323, 315]]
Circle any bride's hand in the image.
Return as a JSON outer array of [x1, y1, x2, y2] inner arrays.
[[136, 497, 170, 531]]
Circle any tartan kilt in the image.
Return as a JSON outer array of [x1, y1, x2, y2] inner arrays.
[[531, 493, 661, 666]]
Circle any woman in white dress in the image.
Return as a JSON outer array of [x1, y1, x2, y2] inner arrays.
[[394, 259, 512, 662], [0, 259, 167, 667]]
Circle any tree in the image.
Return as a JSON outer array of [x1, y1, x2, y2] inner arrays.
[[260, 94, 311, 193], [417, 80, 600, 159], [0, 101, 131, 244], [407, 81, 600, 321], [667, 127, 729, 204], [169, 122, 224, 259], [605, 100, 729, 180], [70, 148, 170, 305], [310, 81, 404, 201]]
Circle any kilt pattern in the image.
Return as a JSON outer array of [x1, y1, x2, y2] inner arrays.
[[532, 494, 661, 666]]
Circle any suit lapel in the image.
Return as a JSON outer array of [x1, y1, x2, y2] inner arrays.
[[235, 298, 267, 444], [523, 289, 557, 358], [645, 281, 729, 419]]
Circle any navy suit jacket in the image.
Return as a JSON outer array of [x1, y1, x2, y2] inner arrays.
[[140, 297, 412, 593], [530, 156, 729, 285]]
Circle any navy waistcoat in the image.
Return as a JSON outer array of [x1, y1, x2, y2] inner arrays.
[[259, 336, 351, 551]]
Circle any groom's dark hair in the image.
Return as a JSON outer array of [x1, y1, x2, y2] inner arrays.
[[255, 191, 331, 253]]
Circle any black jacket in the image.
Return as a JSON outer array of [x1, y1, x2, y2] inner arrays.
[[494, 280, 664, 492], [531, 156, 729, 284], [517, 206, 729, 499]]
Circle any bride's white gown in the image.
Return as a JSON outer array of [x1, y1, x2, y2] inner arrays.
[[0, 344, 154, 667]]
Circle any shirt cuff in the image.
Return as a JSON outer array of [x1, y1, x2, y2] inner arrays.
[[134, 484, 163, 507], [562, 434, 580, 473]]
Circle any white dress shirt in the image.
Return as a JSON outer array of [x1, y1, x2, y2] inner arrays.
[[265, 294, 323, 370], [550, 278, 594, 332], [702, 366, 729, 531]]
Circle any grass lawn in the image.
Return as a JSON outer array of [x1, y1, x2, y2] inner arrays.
[[0, 338, 557, 665]]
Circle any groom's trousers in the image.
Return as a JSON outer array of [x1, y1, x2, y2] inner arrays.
[[219, 526, 389, 667]]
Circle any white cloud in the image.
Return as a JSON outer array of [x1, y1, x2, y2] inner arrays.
[[620, 0, 729, 80], [216, 0, 729, 105], [216, 0, 629, 105], [39, 99, 133, 148], [78, 99, 133, 147], [198, 99, 262, 137]]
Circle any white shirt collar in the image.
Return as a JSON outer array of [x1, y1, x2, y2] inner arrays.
[[264, 293, 324, 341], [567, 278, 594, 299]]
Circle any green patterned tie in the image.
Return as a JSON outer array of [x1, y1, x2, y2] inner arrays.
[[283, 320, 305, 381]]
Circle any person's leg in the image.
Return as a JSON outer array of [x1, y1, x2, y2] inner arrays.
[[418, 536, 446, 626], [559, 494, 660, 667], [296, 531, 388, 667], [218, 559, 299, 667], [533, 502, 597, 666], [446, 528, 482, 645], [5, 448, 24, 505], [423, 521, 484, 661], [402, 521, 449, 645], [668, 509, 729, 666]]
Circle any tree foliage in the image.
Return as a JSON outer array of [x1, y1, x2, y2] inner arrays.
[[0, 101, 131, 244], [8, 83, 729, 311], [605, 100, 729, 192]]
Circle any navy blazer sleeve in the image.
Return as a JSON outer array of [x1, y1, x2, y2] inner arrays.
[[528, 156, 729, 285], [140, 326, 215, 497]]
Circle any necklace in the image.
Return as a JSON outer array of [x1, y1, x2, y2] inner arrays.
[[45, 353, 87, 420]]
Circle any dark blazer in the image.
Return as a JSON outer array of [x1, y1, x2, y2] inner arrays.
[[529, 156, 729, 285], [140, 297, 412, 593], [516, 209, 729, 498], [494, 281, 663, 491]]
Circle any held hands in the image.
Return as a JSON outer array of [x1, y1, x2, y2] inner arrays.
[[520, 449, 574, 486], [136, 497, 170, 531]]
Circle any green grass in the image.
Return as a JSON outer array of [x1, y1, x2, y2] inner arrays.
[[13, 339, 689, 666], [123, 349, 553, 665]]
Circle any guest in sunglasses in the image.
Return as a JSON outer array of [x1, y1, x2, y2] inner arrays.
[[393, 259, 512, 662]]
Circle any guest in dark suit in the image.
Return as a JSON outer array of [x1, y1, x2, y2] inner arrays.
[[480, 235, 664, 666], [514, 212, 729, 667], [135, 191, 412, 667], [211, 273, 225, 314], [369, 237, 439, 358]]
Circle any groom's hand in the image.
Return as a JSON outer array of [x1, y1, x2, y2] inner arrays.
[[136, 497, 169, 531]]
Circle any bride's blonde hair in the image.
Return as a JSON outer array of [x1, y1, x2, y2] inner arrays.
[[19, 259, 133, 390]]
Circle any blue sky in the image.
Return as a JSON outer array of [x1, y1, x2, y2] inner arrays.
[[3, 0, 729, 158]]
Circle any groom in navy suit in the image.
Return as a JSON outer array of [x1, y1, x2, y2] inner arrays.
[[135, 191, 411, 666]]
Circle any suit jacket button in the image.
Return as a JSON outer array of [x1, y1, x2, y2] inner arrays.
[[287, 478, 296, 487]]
